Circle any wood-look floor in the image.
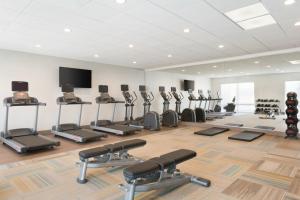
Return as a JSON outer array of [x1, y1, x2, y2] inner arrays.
[[0, 118, 299, 200]]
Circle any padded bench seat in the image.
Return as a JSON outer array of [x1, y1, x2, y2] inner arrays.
[[79, 139, 146, 160], [123, 149, 196, 182]]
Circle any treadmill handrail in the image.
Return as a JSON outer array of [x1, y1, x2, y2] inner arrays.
[[6, 102, 46, 107], [58, 101, 92, 105], [96, 100, 125, 104]]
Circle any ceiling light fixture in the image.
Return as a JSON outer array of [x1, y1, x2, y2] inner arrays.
[[64, 28, 71, 33], [254, 61, 260, 64], [183, 28, 190, 33], [116, 0, 126, 4], [167, 54, 173, 58], [197, 72, 201, 74], [35, 44, 41, 48], [284, 0, 296, 5], [181, 69, 185, 72], [289, 60, 300, 64], [265, 65, 272, 68], [94, 54, 99, 58], [218, 45, 224, 49], [129, 44, 134, 48], [225, 3, 276, 30], [132, 61, 137, 64], [212, 65, 218, 68], [295, 21, 300, 26]]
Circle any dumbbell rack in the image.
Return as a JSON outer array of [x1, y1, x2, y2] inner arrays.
[[285, 92, 299, 139], [255, 99, 281, 115]]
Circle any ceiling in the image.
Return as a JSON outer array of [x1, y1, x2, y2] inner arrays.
[[162, 51, 300, 78], [0, 0, 300, 69]]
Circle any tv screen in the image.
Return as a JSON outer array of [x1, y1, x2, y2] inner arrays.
[[59, 67, 92, 88], [184, 80, 195, 91]]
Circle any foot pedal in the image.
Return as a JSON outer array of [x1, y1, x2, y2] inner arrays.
[[191, 176, 211, 187]]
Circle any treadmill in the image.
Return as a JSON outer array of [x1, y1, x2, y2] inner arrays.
[[198, 90, 225, 119], [52, 84, 107, 143], [90, 85, 141, 135], [0, 81, 60, 153]]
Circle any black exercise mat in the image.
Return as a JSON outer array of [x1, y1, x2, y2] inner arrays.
[[225, 123, 244, 127], [228, 131, 265, 142], [194, 127, 229, 136], [254, 126, 275, 130]]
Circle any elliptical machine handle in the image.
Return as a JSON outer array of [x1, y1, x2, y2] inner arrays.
[[150, 92, 155, 102], [132, 91, 138, 103], [180, 92, 184, 100]]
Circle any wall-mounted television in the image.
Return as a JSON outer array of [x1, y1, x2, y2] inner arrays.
[[183, 80, 195, 91], [59, 67, 92, 88]]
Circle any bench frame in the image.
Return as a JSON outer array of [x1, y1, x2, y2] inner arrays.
[[77, 148, 143, 184], [119, 164, 210, 200]]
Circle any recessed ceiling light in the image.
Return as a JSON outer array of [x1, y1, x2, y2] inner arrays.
[[183, 28, 190, 33], [218, 45, 224, 49], [129, 44, 134, 48], [212, 65, 218, 68], [295, 21, 300, 26], [225, 3, 269, 22], [35, 44, 41, 48], [132, 61, 137, 64], [238, 15, 276, 30], [94, 54, 99, 58], [289, 60, 300, 64], [167, 54, 173, 58], [254, 61, 260, 64], [197, 72, 201, 74], [265, 65, 272, 68], [181, 69, 185, 72], [116, 0, 126, 4], [284, 0, 296, 5], [64, 28, 71, 33]]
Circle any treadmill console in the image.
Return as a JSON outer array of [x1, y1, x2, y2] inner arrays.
[[12, 81, 28, 92], [159, 86, 165, 92], [99, 85, 108, 93], [121, 84, 129, 92], [139, 85, 146, 92], [171, 87, 176, 92]]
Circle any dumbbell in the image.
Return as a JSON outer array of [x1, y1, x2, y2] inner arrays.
[[286, 126, 299, 137], [287, 92, 297, 99], [286, 117, 299, 125], [286, 99, 298, 107], [286, 107, 298, 115]]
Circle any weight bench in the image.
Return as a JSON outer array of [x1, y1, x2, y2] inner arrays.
[[119, 149, 211, 200], [77, 139, 146, 184]]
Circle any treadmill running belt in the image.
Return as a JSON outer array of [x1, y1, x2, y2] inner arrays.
[[254, 126, 275, 130], [194, 127, 229, 136], [228, 131, 265, 142], [13, 135, 57, 149], [67, 129, 103, 139], [225, 123, 244, 127]]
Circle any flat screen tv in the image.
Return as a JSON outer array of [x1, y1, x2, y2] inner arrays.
[[183, 80, 195, 91], [59, 67, 92, 88]]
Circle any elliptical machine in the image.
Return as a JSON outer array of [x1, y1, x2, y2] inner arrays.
[[121, 84, 160, 131], [188, 89, 206, 122], [159, 86, 178, 127], [171, 87, 196, 122]]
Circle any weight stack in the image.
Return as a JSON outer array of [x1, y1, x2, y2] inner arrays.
[[285, 92, 299, 139]]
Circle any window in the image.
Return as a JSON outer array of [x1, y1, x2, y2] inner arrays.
[[220, 82, 255, 113], [285, 81, 300, 97]]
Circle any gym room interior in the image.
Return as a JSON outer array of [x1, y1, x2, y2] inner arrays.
[[0, 0, 300, 199]]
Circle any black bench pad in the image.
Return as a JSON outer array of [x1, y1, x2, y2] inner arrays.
[[123, 149, 196, 181], [79, 139, 146, 159]]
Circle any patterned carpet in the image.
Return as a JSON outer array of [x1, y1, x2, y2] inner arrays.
[[1, 125, 300, 200]]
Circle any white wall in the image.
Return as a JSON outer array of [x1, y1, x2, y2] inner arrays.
[[145, 71, 211, 114], [0, 49, 145, 131], [211, 72, 300, 111]]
